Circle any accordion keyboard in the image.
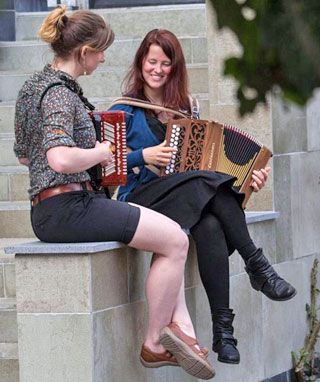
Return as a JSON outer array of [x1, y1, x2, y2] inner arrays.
[[89, 111, 127, 186]]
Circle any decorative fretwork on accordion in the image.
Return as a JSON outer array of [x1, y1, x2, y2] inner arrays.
[[89, 111, 127, 186], [160, 118, 272, 207]]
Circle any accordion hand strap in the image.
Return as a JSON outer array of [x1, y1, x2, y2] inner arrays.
[[126, 147, 160, 176], [188, 95, 200, 119], [108, 97, 188, 119], [144, 164, 160, 176]]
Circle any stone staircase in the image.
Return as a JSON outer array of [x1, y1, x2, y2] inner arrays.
[[0, 238, 33, 382], [0, 4, 208, 381], [0, 247, 18, 382]]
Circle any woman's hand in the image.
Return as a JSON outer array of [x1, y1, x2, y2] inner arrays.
[[95, 140, 113, 167], [250, 166, 271, 192], [142, 141, 177, 166], [18, 157, 30, 167]]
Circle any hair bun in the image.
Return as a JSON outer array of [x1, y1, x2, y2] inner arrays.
[[38, 5, 68, 44]]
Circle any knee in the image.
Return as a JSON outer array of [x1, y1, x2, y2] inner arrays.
[[191, 213, 223, 238], [169, 229, 189, 262]]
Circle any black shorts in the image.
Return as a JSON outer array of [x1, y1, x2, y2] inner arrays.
[[31, 190, 140, 244]]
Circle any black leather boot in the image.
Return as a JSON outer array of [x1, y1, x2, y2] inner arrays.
[[212, 308, 240, 364], [245, 248, 297, 301]]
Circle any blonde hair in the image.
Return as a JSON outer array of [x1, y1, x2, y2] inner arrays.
[[38, 5, 114, 59]]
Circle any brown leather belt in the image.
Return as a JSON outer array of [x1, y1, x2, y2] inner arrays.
[[32, 182, 93, 207]]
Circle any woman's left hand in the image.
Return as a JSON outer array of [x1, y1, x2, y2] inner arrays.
[[250, 167, 271, 192]]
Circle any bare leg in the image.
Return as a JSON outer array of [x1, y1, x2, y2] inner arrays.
[[128, 204, 189, 353], [171, 277, 197, 339]]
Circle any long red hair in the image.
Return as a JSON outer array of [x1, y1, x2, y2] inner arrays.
[[123, 29, 190, 111]]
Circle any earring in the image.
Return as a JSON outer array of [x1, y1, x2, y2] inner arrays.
[[83, 58, 87, 76]]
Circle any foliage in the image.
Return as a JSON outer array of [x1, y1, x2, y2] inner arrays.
[[209, 0, 320, 116], [292, 259, 320, 382]]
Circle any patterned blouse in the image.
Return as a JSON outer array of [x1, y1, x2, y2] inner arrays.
[[14, 65, 96, 200]]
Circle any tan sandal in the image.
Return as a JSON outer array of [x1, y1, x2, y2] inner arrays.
[[140, 343, 209, 368], [140, 344, 179, 368], [159, 322, 215, 380]]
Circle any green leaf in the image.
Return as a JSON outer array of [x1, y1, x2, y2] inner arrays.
[[292, 351, 299, 361], [208, 0, 320, 116]]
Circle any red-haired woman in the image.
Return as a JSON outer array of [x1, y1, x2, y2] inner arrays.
[[14, 9, 216, 380], [109, 29, 296, 365]]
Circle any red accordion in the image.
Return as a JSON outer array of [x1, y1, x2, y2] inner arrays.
[[89, 111, 127, 186]]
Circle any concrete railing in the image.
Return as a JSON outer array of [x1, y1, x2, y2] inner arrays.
[[6, 211, 311, 382]]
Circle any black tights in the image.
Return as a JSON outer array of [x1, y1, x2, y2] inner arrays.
[[190, 187, 257, 313]]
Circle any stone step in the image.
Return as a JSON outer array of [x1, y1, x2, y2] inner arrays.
[[0, 261, 16, 299], [0, 102, 15, 135], [15, 3, 206, 41], [0, 202, 34, 238], [0, 342, 19, 382], [0, 238, 34, 298], [0, 298, 16, 310], [0, 299, 17, 343], [0, 138, 20, 167], [0, 166, 29, 202], [0, 63, 208, 102], [0, 35, 208, 71], [79, 63, 209, 98]]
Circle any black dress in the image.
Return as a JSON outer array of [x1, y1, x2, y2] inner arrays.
[[127, 116, 244, 230]]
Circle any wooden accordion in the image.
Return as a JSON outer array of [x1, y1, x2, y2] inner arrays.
[[160, 118, 272, 207], [89, 111, 127, 186]]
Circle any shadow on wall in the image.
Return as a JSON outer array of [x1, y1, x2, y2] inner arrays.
[[89, 0, 205, 8], [15, 0, 48, 11]]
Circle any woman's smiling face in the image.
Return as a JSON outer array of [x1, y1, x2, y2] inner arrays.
[[142, 43, 172, 91]]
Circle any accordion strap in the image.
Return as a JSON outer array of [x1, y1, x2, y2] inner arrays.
[[109, 97, 189, 119], [188, 95, 200, 119]]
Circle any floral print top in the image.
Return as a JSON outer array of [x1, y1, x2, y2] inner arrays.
[[14, 65, 96, 200]]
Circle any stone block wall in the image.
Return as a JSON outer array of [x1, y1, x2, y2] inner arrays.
[[8, 217, 317, 382], [273, 92, 320, 261]]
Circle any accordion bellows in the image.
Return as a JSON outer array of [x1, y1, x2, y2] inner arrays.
[[89, 111, 127, 186], [161, 118, 272, 207]]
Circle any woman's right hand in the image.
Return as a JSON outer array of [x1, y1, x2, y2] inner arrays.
[[142, 141, 177, 166], [95, 140, 113, 167]]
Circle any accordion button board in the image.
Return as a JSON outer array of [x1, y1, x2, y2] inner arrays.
[[161, 118, 272, 207], [89, 111, 127, 186]]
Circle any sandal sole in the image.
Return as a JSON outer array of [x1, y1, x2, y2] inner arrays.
[[139, 355, 179, 368], [159, 327, 215, 380]]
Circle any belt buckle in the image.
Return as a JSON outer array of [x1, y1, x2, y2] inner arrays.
[[32, 195, 39, 207]]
